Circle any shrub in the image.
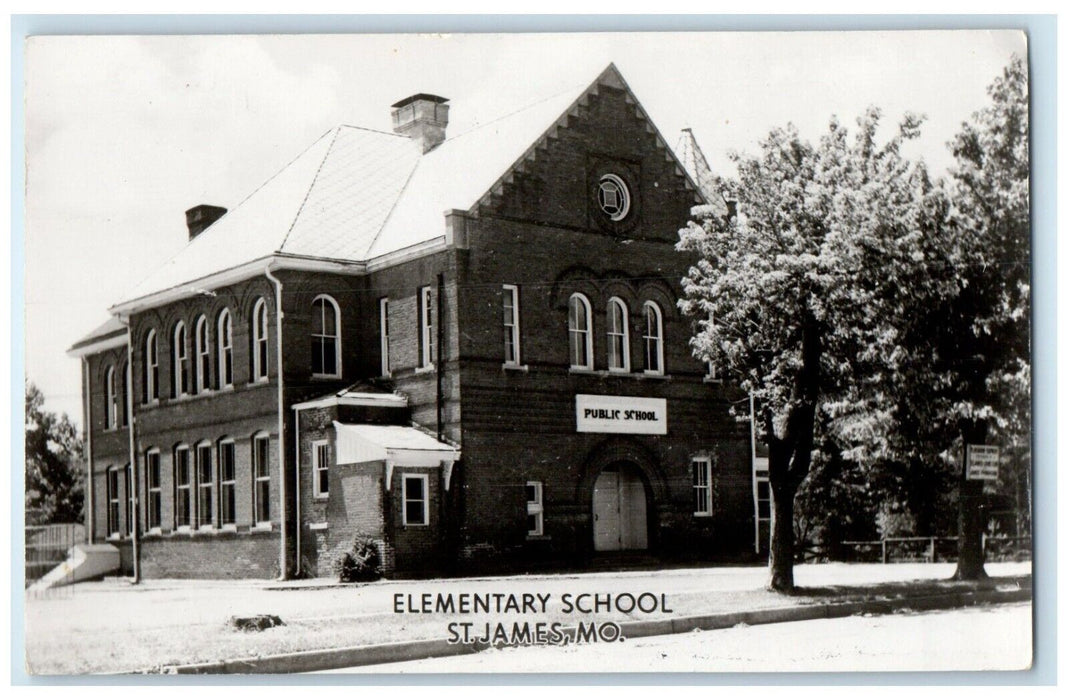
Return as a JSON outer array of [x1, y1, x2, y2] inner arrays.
[[335, 535, 382, 583]]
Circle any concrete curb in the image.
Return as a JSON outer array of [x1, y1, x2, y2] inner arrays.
[[163, 586, 1031, 674]]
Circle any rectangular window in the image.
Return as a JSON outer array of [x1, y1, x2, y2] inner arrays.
[[526, 481, 544, 536], [253, 435, 271, 524], [124, 464, 134, 536], [403, 474, 429, 526], [756, 475, 771, 521], [503, 284, 521, 366], [219, 441, 236, 527], [419, 286, 435, 368], [693, 457, 712, 516], [196, 444, 214, 529], [107, 467, 120, 537], [174, 447, 191, 530], [379, 297, 390, 377], [146, 450, 161, 531], [312, 440, 329, 498]]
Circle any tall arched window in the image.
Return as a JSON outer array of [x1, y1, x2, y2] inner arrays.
[[252, 298, 269, 382], [642, 301, 664, 375], [120, 362, 130, 426], [172, 321, 189, 398], [194, 315, 211, 394], [144, 330, 159, 403], [606, 297, 630, 373], [311, 295, 341, 377], [104, 365, 117, 429], [568, 293, 593, 370], [217, 309, 233, 388]]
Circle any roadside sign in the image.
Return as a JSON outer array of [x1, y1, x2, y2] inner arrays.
[[966, 444, 1000, 480]]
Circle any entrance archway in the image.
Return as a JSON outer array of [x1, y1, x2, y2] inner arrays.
[[592, 463, 649, 551]]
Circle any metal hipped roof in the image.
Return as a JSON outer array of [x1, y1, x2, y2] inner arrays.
[[332, 422, 460, 468]]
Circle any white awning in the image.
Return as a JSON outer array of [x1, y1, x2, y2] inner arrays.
[[332, 422, 461, 490]]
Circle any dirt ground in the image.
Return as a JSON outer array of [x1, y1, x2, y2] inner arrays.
[[23, 561, 1031, 675]]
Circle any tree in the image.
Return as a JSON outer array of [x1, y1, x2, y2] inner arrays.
[[939, 55, 1030, 579], [25, 382, 84, 524], [678, 108, 949, 591]]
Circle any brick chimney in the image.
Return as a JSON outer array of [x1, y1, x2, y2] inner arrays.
[[391, 94, 449, 153], [185, 204, 227, 240]]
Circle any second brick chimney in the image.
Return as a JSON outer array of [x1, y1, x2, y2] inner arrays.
[[391, 94, 450, 153]]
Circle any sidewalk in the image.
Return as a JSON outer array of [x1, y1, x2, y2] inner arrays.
[[25, 561, 1031, 675]]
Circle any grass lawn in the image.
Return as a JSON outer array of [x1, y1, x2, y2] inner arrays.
[[24, 561, 1030, 675]]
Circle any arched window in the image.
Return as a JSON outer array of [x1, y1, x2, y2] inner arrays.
[[642, 301, 664, 375], [252, 298, 269, 382], [194, 315, 211, 394], [120, 362, 130, 426], [217, 309, 233, 388], [144, 330, 159, 403], [568, 294, 593, 370], [104, 365, 117, 429], [607, 298, 630, 372], [172, 321, 189, 398], [311, 295, 341, 377]]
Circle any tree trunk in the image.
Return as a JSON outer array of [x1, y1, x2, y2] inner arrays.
[[953, 427, 989, 581], [767, 475, 797, 592]]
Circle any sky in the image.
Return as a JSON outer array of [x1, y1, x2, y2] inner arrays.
[[23, 30, 1027, 424]]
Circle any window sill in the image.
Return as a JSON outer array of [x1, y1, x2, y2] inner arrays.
[[314, 494, 328, 501], [146, 527, 162, 536], [220, 524, 238, 532], [413, 364, 436, 375], [642, 371, 669, 380], [403, 522, 430, 528], [311, 373, 342, 381], [526, 534, 551, 541], [568, 367, 602, 376], [308, 522, 328, 531], [142, 399, 160, 408], [703, 375, 723, 384], [102, 427, 119, 434], [198, 525, 216, 533], [252, 522, 274, 532], [250, 377, 270, 386], [106, 534, 123, 541], [502, 363, 529, 373], [607, 368, 632, 376], [694, 512, 713, 518]]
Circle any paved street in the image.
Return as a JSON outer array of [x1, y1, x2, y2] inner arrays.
[[337, 601, 1032, 673]]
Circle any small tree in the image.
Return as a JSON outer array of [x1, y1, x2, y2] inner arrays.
[[678, 109, 948, 591], [25, 382, 84, 524]]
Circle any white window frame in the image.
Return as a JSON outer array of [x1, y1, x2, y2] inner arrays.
[[174, 445, 192, 531], [379, 297, 391, 377], [104, 365, 117, 430], [144, 329, 159, 403], [526, 480, 544, 536], [312, 440, 330, 499], [173, 321, 190, 398], [124, 463, 134, 536], [217, 309, 234, 389], [502, 284, 521, 366], [218, 439, 237, 529], [196, 441, 214, 530], [419, 286, 436, 369], [402, 474, 429, 526], [106, 466, 121, 538], [568, 293, 594, 370], [606, 297, 631, 373], [693, 456, 713, 517], [145, 448, 162, 532], [194, 315, 211, 394], [642, 301, 664, 376], [121, 362, 130, 426], [252, 298, 269, 383], [252, 432, 271, 526], [311, 295, 342, 378]]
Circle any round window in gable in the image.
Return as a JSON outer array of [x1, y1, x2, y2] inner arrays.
[[597, 173, 631, 221]]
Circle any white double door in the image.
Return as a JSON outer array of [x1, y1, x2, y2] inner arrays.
[[592, 464, 649, 552]]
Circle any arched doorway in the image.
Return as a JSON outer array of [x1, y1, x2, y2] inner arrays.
[[592, 463, 649, 551]]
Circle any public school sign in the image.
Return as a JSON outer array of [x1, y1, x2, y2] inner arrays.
[[575, 394, 667, 435]]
